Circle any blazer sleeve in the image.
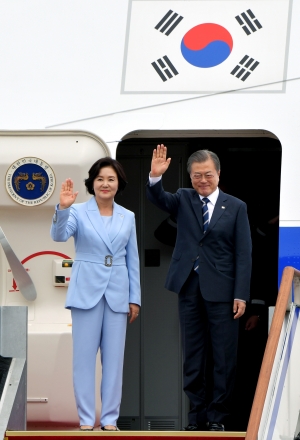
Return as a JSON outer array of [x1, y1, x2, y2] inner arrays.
[[146, 179, 181, 216], [50, 205, 78, 242], [125, 216, 141, 306], [234, 202, 252, 301]]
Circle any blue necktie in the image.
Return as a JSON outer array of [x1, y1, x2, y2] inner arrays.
[[202, 197, 210, 233], [194, 197, 210, 273]]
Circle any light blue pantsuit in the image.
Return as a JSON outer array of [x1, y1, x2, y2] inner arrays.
[[50, 196, 141, 427], [72, 297, 127, 427]]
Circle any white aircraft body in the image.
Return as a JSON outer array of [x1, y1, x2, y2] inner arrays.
[[0, 0, 300, 437]]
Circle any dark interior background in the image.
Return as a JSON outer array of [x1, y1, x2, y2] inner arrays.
[[115, 135, 281, 431]]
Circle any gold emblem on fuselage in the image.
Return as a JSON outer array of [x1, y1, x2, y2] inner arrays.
[[14, 172, 29, 191], [26, 182, 35, 191], [5, 157, 56, 206], [32, 173, 47, 191]]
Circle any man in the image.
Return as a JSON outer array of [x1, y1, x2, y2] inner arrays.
[[146, 145, 252, 431]]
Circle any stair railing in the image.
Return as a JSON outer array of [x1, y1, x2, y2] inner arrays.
[[245, 266, 300, 440]]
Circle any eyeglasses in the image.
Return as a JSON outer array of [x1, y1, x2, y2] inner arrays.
[[190, 173, 215, 181]]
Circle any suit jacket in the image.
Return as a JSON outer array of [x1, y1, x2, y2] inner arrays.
[[146, 180, 252, 302], [50, 197, 141, 312]]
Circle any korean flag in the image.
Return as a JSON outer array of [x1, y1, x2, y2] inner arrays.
[[122, 0, 291, 93]]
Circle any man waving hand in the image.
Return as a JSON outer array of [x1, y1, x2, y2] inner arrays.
[[147, 145, 252, 431]]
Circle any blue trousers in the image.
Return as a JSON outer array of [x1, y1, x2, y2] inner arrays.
[[71, 296, 127, 427], [178, 270, 239, 425]]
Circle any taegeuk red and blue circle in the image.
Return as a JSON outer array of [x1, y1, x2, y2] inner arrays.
[[181, 23, 233, 68]]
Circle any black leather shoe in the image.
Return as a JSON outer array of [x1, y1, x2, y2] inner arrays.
[[208, 422, 225, 431], [181, 424, 200, 431]]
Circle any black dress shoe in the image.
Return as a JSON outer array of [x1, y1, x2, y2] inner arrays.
[[181, 424, 200, 431], [208, 422, 225, 431]]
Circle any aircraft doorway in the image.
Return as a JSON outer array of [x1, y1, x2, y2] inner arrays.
[[115, 131, 281, 431]]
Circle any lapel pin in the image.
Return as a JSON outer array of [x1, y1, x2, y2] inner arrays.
[[222, 206, 226, 209]]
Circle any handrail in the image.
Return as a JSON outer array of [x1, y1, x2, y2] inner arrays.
[[245, 266, 300, 440], [0, 306, 27, 437], [0, 226, 37, 301], [0, 357, 26, 438]]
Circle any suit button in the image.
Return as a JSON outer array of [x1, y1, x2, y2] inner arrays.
[[199, 243, 203, 247]]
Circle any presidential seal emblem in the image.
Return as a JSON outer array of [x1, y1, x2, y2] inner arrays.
[[5, 157, 56, 206]]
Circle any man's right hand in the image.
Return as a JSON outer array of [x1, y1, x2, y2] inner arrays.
[[150, 144, 171, 177]]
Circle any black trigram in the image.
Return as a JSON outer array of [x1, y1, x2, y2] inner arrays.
[[231, 55, 259, 81], [155, 10, 183, 36], [152, 56, 179, 82], [235, 9, 262, 35]]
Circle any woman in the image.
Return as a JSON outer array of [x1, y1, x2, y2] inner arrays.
[[51, 157, 141, 431]]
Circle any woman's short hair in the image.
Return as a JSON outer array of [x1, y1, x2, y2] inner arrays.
[[84, 157, 128, 195]]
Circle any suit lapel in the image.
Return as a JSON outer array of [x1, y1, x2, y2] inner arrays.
[[191, 191, 204, 231], [205, 190, 228, 237], [109, 202, 125, 243], [85, 197, 113, 254]]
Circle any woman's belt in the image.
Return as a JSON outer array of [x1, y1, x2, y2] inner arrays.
[[75, 253, 126, 267]]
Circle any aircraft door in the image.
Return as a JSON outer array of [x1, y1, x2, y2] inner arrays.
[[0, 131, 109, 426], [116, 132, 281, 432]]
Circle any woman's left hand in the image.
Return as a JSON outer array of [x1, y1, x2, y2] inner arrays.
[[128, 304, 140, 324]]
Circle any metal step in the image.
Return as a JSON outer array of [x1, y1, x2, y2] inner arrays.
[[5, 430, 247, 439]]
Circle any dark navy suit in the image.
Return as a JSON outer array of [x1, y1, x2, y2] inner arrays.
[[147, 180, 252, 425]]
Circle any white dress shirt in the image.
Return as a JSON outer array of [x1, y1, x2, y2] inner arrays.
[[199, 188, 219, 221]]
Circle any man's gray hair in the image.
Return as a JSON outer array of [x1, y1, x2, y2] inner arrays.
[[187, 150, 221, 174]]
